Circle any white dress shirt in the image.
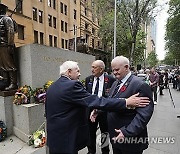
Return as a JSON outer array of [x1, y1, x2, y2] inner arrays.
[[92, 74, 104, 97]]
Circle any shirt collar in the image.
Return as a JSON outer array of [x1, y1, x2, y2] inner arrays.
[[94, 73, 104, 81], [121, 72, 131, 83]]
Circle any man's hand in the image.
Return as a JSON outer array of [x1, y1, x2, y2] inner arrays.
[[90, 109, 98, 122], [125, 93, 150, 108], [112, 129, 124, 143]]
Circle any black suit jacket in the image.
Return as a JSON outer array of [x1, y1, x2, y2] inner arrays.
[[45, 76, 127, 153], [85, 74, 116, 97], [108, 75, 154, 152]]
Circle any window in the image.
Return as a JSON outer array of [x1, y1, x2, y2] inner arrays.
[[65, 40, 68, 49], [33, 8, 37, 21], [92, 39, 94, 48], [39, 0, 43, 2], [85, 23, 89, 29], [65, 22, 67, 33], [48, 0, 51, 7], [74, 0, 76, 4], [74, 9, 76, 20], [85, 34, 89, 44], [40, 32, 44, 44], [48, 15, 52, 27], [85, 8, 87, 16], [92, 28, 95, 35], [61, 20, 64, 31], [54, 36, 57, 47], [16, 0, 23, 13], [53, 0, 56, 9], [39, 10, 43, 23], [60, 2, 63, 13], [53, 17, 56, 29], [64, 5, 67, 15], [61, 39, 64, 48], [34, 30, 38, 43], [98, 41, 100, 47], [17, 25, 24, 40], [49, 35, 53, 46]]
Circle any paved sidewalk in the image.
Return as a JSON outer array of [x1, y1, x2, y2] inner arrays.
[[80, 84, 180, 154]]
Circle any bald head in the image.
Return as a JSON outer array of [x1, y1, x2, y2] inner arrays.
[[111, 56, 130, 66], [91, 60, 105, 77], [111, 56, 130, 80]]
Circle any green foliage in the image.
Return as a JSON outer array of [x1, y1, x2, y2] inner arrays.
[[146, 51, 158, 67], [165, 0, 180, 62], [94, 0, 157, 63], [162, 51, 176, 65]]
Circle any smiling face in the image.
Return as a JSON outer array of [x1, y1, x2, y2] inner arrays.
[[68, 66, 81, 80]]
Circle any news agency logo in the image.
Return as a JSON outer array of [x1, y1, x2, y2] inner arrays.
[[96, 132, 109, 148]]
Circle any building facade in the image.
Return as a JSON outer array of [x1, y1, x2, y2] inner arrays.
[[1, 0, 101, 50]]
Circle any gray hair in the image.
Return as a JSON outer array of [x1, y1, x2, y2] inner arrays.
[[111, 56, 130, 66], [59, 61, 79, 75]]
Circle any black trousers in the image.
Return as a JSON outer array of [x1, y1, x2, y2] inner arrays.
[[87, 112, 109, 154], [112, 147, 143, 154]]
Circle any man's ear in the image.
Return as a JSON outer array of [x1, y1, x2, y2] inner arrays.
[[67, 69, 72, 76]]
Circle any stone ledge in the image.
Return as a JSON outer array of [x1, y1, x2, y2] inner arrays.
[[0, 90, 17, 97]]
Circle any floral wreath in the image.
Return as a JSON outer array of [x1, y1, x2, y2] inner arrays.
[[13, 85, 32, 105], [33, 88, 46, 104], [43, 80, 54, 91]]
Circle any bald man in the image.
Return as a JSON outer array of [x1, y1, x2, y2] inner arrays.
[[107, 56, 154, 154], [85, 60, 116, 154]]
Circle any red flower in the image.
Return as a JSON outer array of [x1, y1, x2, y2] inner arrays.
[[104, 77, 109, 82], [120, 86, 126, 92]]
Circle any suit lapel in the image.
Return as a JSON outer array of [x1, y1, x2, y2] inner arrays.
[[109, 80, 119, 97], [115, 75, 134, 98]]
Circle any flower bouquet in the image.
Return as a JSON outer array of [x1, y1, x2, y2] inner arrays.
[[0, 120, 7, 142], [33, 88, 46, 104], [30, 130, 46, 148], [43, 80, 54, 91], [13, 85, 32, 105]]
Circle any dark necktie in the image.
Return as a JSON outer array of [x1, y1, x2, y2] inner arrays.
[[112, 80, 122, 97], [94, 77, 99, 95]]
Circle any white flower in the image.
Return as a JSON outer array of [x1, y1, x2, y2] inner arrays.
[[34, 138, 42, 148]]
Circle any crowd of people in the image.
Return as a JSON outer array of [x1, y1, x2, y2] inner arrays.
[[136, 66, 180, 105]]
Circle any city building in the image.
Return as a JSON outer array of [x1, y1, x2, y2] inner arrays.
[[1, 0, 102, 51]]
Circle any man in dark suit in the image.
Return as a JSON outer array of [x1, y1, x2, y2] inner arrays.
[[106, 56, 154, 154], [45, 61, 150, 154], [85, 60, 116, 154]]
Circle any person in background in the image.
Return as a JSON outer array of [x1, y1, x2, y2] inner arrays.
[[158, 70, 164, 95], [85, 60, 116, 154], [149, 68, 159, 105]]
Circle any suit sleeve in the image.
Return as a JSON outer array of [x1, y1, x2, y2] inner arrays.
[[120, 82, 154, 136], [71, 81, 127, 111]]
